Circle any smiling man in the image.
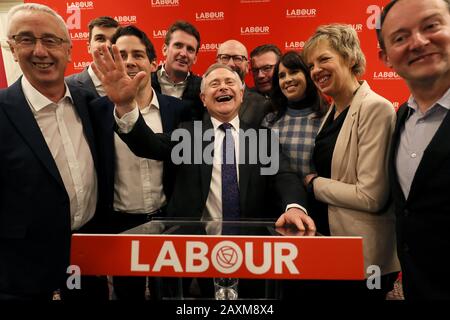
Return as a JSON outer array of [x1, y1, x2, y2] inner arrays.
[[216, 40, 272, 127], [102, 25, 190, 300], [377, 0, 450, 299], [151, 21, 203, 120], [0, 3, 111, 300]]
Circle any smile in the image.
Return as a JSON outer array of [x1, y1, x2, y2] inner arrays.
[[215, 95, 233, 102], [33, 62, 53, 69]]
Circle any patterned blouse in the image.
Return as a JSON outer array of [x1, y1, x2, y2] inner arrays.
[[262, 107, 323, 178]]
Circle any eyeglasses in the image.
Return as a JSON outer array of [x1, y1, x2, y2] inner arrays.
[[217, 54, 247, 65], [251, 64, 275, 75], [11, 34, 68, 48]]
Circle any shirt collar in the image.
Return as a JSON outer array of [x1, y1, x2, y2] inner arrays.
[[210, 114, 240, 131], [21, 76, 73, 112], [160, 64, 190, 84], [88, 64, 103, 89], [140, 88, 160, 113], [407, 87, 450, 115]]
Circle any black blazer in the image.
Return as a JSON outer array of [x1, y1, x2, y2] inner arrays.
[[239, 87, 272, 128], [66, 68, 99, 98], [390, 103, 450, 299], [0, 78, 108, 296], [151, 66, 204, 121], [117, 114, 306, 219]]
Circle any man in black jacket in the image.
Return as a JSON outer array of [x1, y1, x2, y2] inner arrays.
[[378, 0, 450, 299], [151, 21, 203, 121]]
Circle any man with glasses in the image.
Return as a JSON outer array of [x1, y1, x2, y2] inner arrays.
[[66, 16, 119, 97], [0, 3, 110, 300], [216, 40, 271, 127], [250, 44, 281, 98]]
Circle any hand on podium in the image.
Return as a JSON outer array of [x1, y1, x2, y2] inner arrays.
[[275, 207, 316, 233]]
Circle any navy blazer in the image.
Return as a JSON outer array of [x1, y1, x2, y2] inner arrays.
[[0, 78, 108, 296], [390, 103, 450, 299]]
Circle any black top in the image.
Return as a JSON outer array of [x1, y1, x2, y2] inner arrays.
[[310, 106, 349, 235]]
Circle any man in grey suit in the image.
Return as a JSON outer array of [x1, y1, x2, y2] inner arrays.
[[66, 16, 118, 96], [216, 40, 272, 127]]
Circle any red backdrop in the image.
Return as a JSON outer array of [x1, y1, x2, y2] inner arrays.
[[21, 0, 408, 106], [0, 51, 6, 89]]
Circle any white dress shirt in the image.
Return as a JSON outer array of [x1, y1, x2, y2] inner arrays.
[[87, 64, 106, 97], [157, 64, 189, 99], [22, 76, 98, 231], [113, 89, 166, 213]]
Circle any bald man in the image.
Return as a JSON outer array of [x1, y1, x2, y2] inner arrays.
[[216, 40, 272, 127]]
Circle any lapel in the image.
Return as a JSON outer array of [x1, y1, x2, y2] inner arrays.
[[157, 93, 172, 133], [390, 103, 409, 203], [200, 116, 214, 203], [407, 107, 450, 201], [67, 84, 98, 169], [239, 88, 250, 119], [238, 121, 253, 212], [330, 81, 370, 179], [2, 79, 65, 189]]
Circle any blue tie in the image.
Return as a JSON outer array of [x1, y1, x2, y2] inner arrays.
[[220, 123, 240, 221]]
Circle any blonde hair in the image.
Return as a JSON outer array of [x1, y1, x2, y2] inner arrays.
[[303, 23, 366, 76]]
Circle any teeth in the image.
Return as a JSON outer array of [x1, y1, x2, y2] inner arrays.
[[128, 72, 137, 78], [216, 95, 232, 102], [34, 63, 52, 69], [318, 76, 330, 84]]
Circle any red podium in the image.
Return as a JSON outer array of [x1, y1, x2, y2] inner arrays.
[[71, 219, 364, 299]]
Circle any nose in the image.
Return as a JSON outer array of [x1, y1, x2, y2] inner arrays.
[[32, 39, 48, 57], [410, 31, 430, 50], [226, 59, 236, 67], [310, 63, 320, 78], [179, 46, 187, 56], [124, 54, 136, 66], [105, 39, 112, 49]]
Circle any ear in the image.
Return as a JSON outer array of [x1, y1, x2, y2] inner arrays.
[[192, 52, 198, 65], [162, 43, 168, 57], [150, 59, 158, 72], [87, 41, 92, 55], [8, 41, 19, 62], [378, 49, 392, 68], [200, 91, 207, 107]]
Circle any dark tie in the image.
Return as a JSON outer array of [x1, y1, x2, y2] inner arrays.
[[219, 123, 240, 221]]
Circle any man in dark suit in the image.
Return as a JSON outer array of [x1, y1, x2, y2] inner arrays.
[[66, 16, 118, 97], [0, 3, 110, 300], [216, 40, 272, 127], [92, 45, 314, 230], [151, 21, 203, 121], [378, 0, 450, 299], [92, 25, 190, 300]]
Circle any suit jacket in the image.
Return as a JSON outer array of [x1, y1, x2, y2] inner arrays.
[[88, 93, 191, 214], [239, 87, 272, 128], [390, 102, 450, 299], [151, 66, 203, 121], [0, 78, 108, 296], [66, 67, 99, 98], [117, 115, 306, 219], [313, 81, 399, 276]]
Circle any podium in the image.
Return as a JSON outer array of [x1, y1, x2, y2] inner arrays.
[[71, 218, 364, 299]]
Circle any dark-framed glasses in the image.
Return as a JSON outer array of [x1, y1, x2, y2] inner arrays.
[[217, 54, 247, 64], [251, 64, 275, 75], [11, 34, 67, 48]]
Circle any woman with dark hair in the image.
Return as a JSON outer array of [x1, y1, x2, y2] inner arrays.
[[262, 51, 327, 178]]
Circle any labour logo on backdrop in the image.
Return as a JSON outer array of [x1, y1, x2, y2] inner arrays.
[[150, 0, 180, 7], [115, 16, 137, 25], [284, 40, 305, 50], [66, 1, 94, 10], [199, 43, 220, 52], [240, 26, 270, 36], [195, 12, 224, 21], [285, 8, 317, 18]]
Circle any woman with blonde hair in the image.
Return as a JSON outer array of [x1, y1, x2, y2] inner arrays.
[[302, 24, 399, 299]]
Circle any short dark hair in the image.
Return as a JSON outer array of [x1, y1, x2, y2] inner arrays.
[[269, 51, 327, 124], [165, 20, 201, 52], [111, 25, 156, 61], [377, 0, 450, 51], [250, 44, 281, 60], [88, 16, 119, 42]]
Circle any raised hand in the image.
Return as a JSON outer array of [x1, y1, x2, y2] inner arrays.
[[91, 44, 147, 116]]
